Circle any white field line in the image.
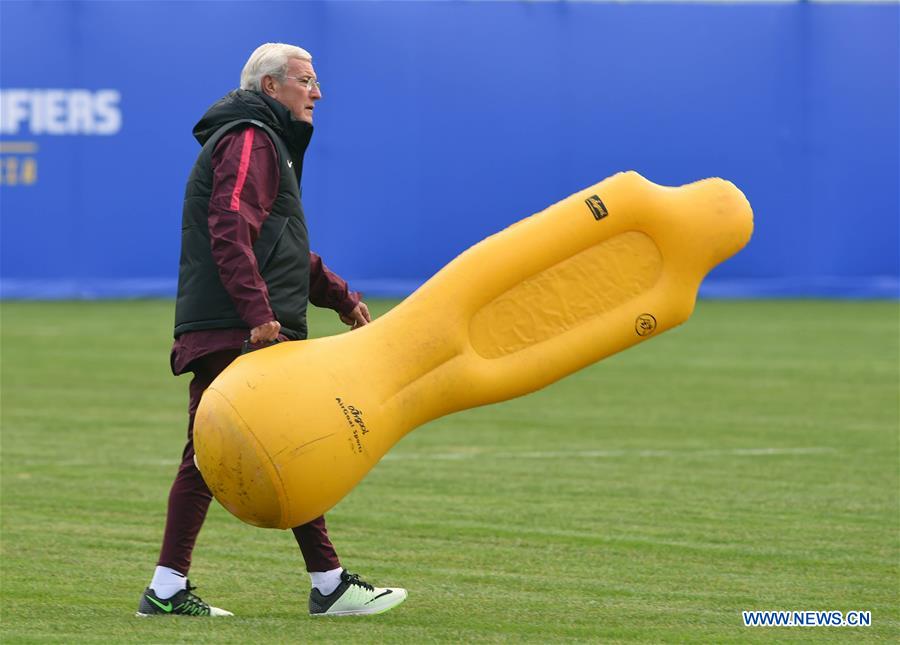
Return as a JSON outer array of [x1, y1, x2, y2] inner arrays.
[[383, 447, 837, 461], [10, 447, 835, 469]]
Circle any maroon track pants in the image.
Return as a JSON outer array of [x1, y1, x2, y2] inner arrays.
[[157, 349, 341, 574]]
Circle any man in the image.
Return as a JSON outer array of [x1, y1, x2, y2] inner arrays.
[[137, 43, 407, 618]]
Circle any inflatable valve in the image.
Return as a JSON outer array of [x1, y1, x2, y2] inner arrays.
[[194, 171, 753, 529]]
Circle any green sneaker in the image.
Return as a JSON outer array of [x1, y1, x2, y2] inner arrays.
[[136, 581, 233, 617], [309, 570, 407, 617]]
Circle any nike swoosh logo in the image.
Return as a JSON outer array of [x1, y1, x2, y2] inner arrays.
[[364, 590, 392, 605], [147, 596, 173, 612], [287, 160, 294, 168]]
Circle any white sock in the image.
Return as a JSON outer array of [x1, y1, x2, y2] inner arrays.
[[150, 565, 187, 599], [309, 567, 343, 596]]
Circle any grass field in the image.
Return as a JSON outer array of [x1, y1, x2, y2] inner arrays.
[[1, 299, 898, 643]]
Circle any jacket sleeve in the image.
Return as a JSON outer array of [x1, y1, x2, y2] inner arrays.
[[207, 126, 280, 329], [308, 251, 361, 316]]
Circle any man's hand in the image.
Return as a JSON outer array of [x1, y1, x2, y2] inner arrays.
[[339, 302, 372, 330], [250, 319, 281, 343]]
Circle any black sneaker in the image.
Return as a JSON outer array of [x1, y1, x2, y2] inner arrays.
[[136, 581, 233, 617], [309, 570, 407, 616]]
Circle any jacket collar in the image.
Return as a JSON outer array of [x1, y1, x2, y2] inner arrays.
[[193, 89, 313, 183], [256, 92, 313, 158]]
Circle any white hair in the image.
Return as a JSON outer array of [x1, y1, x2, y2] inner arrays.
[[240, 43, 312, 91]]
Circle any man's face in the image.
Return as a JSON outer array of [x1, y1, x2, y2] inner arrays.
[[263, 57, 322, 124]]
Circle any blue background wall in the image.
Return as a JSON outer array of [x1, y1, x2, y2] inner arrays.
[[1, 0, 897, 298]]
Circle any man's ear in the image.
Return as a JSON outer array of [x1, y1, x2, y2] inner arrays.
[[261, 75, 278, 97]]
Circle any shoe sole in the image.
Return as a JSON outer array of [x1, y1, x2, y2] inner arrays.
[[134, 611, 233, 618]]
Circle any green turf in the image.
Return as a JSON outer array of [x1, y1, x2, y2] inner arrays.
[[1, 299, 898, 643]]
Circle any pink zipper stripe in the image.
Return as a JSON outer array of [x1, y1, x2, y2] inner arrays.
[[229, 128, 255, 211]]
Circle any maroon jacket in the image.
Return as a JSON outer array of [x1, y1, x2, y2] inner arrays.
[[171, 126, 360, 375]]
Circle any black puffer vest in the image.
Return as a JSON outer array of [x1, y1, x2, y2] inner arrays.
[[173, 91, 312, 340]]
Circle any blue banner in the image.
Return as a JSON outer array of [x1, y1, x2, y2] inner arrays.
[[1, 1, 897, 298]]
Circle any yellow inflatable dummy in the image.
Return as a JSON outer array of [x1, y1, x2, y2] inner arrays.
[[194, 171, 753, 529]]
